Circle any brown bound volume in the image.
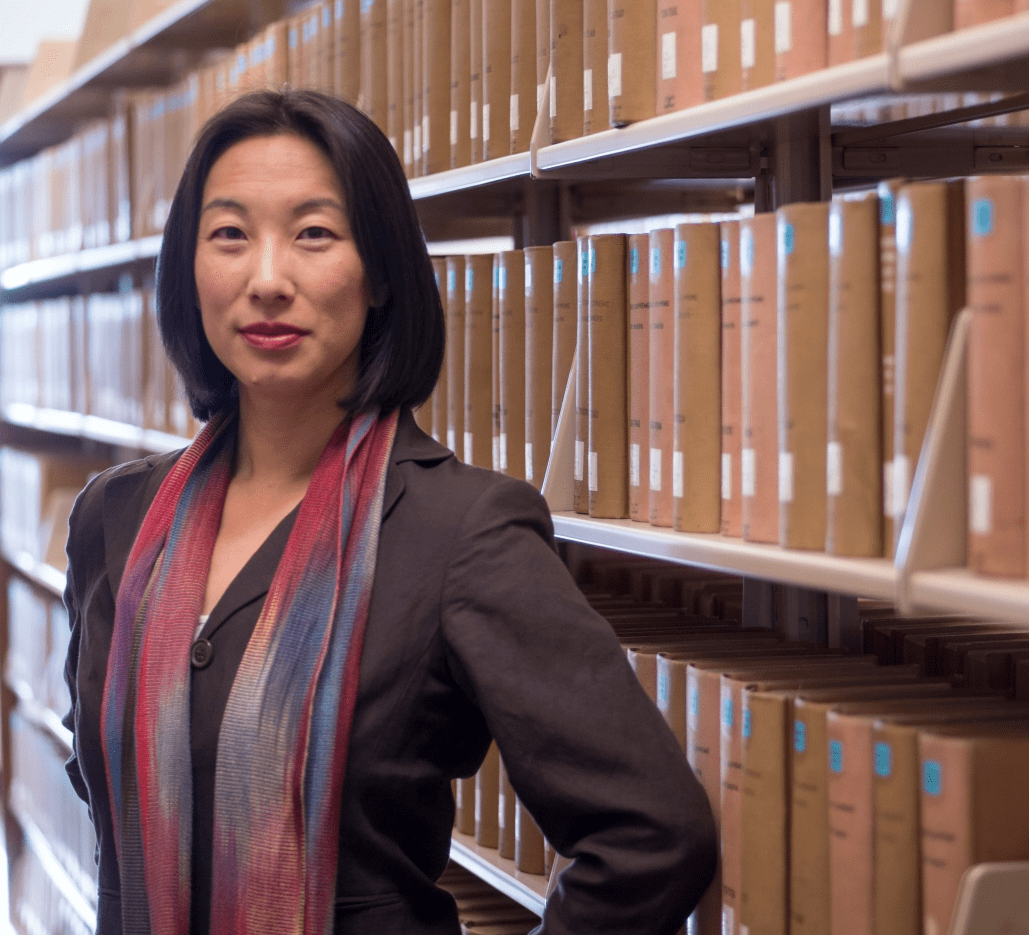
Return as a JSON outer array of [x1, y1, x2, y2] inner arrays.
[[740, 0, 775, 91], [510, 0, 537, 153], [826, 195, 882, 557], [777, 202, 830, 550], [574, 237, 590, 512], [423, 0, 452, 174], [498, 251, 527, 480], [852, 0, 881, 58], [525, 247, 555, 488], [451, 0, 472, 168], [74, 0, 131, 71], [387, 0, 404, 156], [673, 222, 721, 534], [609, 0, 658, 124], [954, 0, 1014, 28], [537, 0, 550, 118], [446, 257, 467, 456], [550, 0, 585, 143], [740, 214, 778, 544], [464, 255, 495, 468], [552, 241, 578, 438], [455, 776, 476, 834], [265, 22, 290, 89], [893, 180, 966, 533], [475, 742, 501, 847], [492, 257, 502, 470], [470, 0, 484, 163], [965, 176, 1026, 577], [432, 257, 449, 442], [702, 0, 742, 100], [588, 234, 630, 518], [360, 0, 389, 131], [878, 180, 902, 557], [482, 0, 513, 161], [773, 0, 826, 82], [828, 0, 854, 66], [583, 0, 611, 135], [649, 229, 676, 527], [415, 0, 426, 169], [402, 0, 414, 171], [721, 220, 743, 538], [497, 758, 516, 859], [657, 0, 703, 111], [628, 234, 651, 523], [336, 0, 361, 103], [515, 799, 546, 873]]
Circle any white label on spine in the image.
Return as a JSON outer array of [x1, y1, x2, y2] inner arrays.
[[588, 451, 598, 491], [537, 83, 545, 110], [650, 448, 662, 492], [464, 431, 473, 464], [853, 0, 869, 26], [492, 436, 501, 471], [673, 451, 684, 498], [702, 23, 719, 73], [892, 455, 910, 519], [775, 1, 793, 53], [722, 452, 732, 500], [742, 448, 756, 498], [583, 69, 593, 113], [827, 441, 843, 496], [630, 443, 640, 487], [661, 32, 677, 80], [741, 19, 756, 69], [722, 905, 735, 935], [883, 462, 893, 517], [525, 260, 533, 291], [525, 443, 534, 481], [470, 102, 479, 139], [413, 124, 421, 159], [422, 115, 429, 153], [403, 129, 412, 165], [608, 53, 622, 98], [447, 428, 456, 453], [550, 76, 557, 119], [574, 440, 585, 481], [450, 109, 458, 146], [970, 475, 993, 535], [779, 451, 794, 503], [500, 433, 508, 470], [829, 0, 843, 35], [510, 94, 519, 131], [883, 0, 899, 20], [482, 104, 491, 143]]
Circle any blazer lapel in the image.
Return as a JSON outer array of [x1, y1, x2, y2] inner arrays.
[[383, 408, 452, 521]]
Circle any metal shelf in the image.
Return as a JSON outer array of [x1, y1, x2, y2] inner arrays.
[[448, 830, 547, 916], [2, 404, 190, 454], [4, 671, 73, 754], [908, 568, 1029, 628], [408, 153, 532, 201], [2, 548, 66, 600], [0, 236, 162, 295]]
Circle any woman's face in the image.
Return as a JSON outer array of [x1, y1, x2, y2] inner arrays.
[[194, 133, 371, 410]]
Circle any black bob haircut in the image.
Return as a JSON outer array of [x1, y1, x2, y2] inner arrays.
[[157, 87, 445, 421]]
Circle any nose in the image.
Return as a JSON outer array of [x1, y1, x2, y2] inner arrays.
[[248, 235, 295, 305]]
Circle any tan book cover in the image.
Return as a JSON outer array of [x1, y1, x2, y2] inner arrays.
[[464, 255, 495, 468], [431, 258, 449, 442], [648, 229, 676, 527], [475, 741, 501, 847], [536, 0, 550, 119], [893, 180, 966, 533], [361, 0, 389, 130], [402, 0, 416, 172], [492, 256, 502, 470], [423, 0, 452, 173], [878, 180, 902, 556], [525, 246, 554, 488], [336, 0, 362, 103], [721, 220, 743, 538], [446, 257, 467, 456], [852, 0, 882, 59], [515, 799, 546, 873], [498, 250, 527, 479], [954, 0, 1015, 28], [470, 0, 484, 163], [827, 0, 854, 66], [582, 0, 610, 134], [550, 0, 585, 143], [451, 0, 472, 168], [702, 0, 742, 100], [265, 22, 290, 89], [609, 0, 658, 124], [511, 0, 537, 152], [482, 0, 513, 161], [574, 236, 590, 512], [414, 0, 425, 170], [826, 194, 882, 557], [740, 0, 775, 91], [773, 0, 827, 81], [552, 241, 577, 440], [387, 0, 404, 155], [672, 222, 721, 535], [288, 15, 303, 94], [628, 234, 651, 523], [657, 0, 703, 110], [319, 3, 337, 93], [965, 176, 1026, 577], [455, 775, 476, 833], [302, 5, 323, 90], [73, 0, 130, 71], [497, 758, 516, 859], [588, 234, 629, 518], [777, 202, 830, 550], [740, 214, 778, 543]]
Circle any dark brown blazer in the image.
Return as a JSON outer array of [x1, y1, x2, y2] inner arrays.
[[63, 408, 716, 935]]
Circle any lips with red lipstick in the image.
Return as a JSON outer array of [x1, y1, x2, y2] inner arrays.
[[238, 321, 311, 351]]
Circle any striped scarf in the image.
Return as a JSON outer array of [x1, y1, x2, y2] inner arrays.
[[101, 407, 399, 935]]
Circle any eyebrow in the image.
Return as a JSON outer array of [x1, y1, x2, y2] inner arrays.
[[199, 197, 347, 216]]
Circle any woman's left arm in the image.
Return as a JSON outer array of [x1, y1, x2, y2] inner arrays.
[[440, 475, 717, 935]]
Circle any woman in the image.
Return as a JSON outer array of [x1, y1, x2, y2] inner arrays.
[[63, 88, 716, 935]]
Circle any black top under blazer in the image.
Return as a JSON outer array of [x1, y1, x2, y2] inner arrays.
[[63, 408, 717, 935]]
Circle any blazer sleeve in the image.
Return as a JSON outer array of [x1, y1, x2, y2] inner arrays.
[[439, 475, 717, 935]]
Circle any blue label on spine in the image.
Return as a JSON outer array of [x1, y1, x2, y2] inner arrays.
[[829, 740, 843, 773], [743, 709, 751, 739], [555, 258, 563, 283], [923, 760, 942, 796], [874, 742, 891, 778], [676, 240, 687, 269], [973, 199, 993, 236], [794, 721, 806, 752], [630, 247, 639, 275], [880, 192, 895, 225], [722, 697, 733, 728]]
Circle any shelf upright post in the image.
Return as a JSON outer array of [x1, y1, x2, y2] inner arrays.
[[515, 179, 568, 248], [770, 106, 831, 209]]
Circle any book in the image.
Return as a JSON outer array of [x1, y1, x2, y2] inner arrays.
[[464, 254, 495, 468], [657, 0, 703, 111], [492, 256, 502, 470], [475, 741, 501, 847], [336, 0, 362, 103], [413, 0, 424, 170], [510, 0, 537, 152], [828, 0, 854, 66], [432, 257, 449, 443], [482, 0, 513, 161], [537, 0, 551, 122], [525, 246, 554, 488], [498, 250, 527, 480], [721, 220, 743, 538], [877, 180, 902, 557], [360, 0, 389, 131], [550, 0, 585, 143], [649, 228, 675, 527], [954, 0, 1015, 29], [852, 0, 882, 58], [447, 257, 467, 456], [470, 0, 484, 163], [574, 236, 590, 513], [609, 0, 657, 124], [552, 240, 578, 439], [515, 799, 546, 873], [498, 757, 516, 859], [702, 0, 742, 100], [582, 0, 611, 135], [740, 0, 775, 91], [774, 0, 827, 81], [628, 234, 651, 523], [451, 0, 472, 168], [423, 0, 452, 174]]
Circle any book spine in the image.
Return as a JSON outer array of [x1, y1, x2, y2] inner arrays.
[[475, 741, 501, 846], [499, 250, 527, 479], [582, 0, 610, 134], [498, 757, 516, 859], [446, 257, 467, 456], [574, 236, 590, 512], [469, 0, 484, 163], [773, 0, 827, 81], [702, 0, 742, 100], [852, 0, 880, 58], [649, 228, 675, 527], [511, 0, 537, 153], [655, 655, 689, 750], [482, 0, 513, 161], [954, 0, 1015, 29], [336, 0, 362, 103], [537, 0, 551, 121], [609, 0, 657, 125], [550, 0, 585, 143], [492, 256, 502, 471], [360, 0, 389, 130], [525, 246, 555, 489], [431, 257, 449, 443], [720, 676, 746, 935], [878, 180, 901, 557], [423, 0, 452, 174], [388, 0, 404, 157], [721, 220, 743, 537], [515, 799, 546, 873], [628, 234, 651, 523], [464, 254, 495, 467], [414, 0, 425, 168], [740, 0, 776, 91], [827, 0, 854, 65], [451, 0, 472, 168], [553, 240, 578, 439], [403, 0, 415, 172]]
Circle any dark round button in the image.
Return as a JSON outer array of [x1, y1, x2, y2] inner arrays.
[[190, 638, 213, 669]]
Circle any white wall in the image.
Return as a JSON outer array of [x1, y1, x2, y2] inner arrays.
[[0, 0, 90, 64]]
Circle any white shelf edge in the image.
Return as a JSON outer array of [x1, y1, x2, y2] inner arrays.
[[551, 513, 898, 599], [1, 235, 163, 293], [3, 403, 190, 454], [408, 152, 532, 200], [5, 670, 73, 752], [2, 547, 67, 598], [908, 568, 1029, 627], [448, 831, 546, 917]]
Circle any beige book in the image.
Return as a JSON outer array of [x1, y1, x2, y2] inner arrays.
[[739, 0, 775, 91], [492, 256, 502, 470], [431, 258, 449, 443], [550, 0, 585, 143], [447, 257, 468, 456], [852, 0, 882, 58], [336, 0, 362, 103], [510, 0, 537, 152], [893, 180, 966, 534], [552, 241, 578, 439], [702, 0, 742, 101], [302, 5, 323, 89], [498, 250, 527, 479], [954, 0, 1015, 28], [777, 202, 830, 550], [475, 742, 501, 847], [536, 0, 551, 121], [628, 235, 651, 523], [497, 758, 516, 859], [673, 222, 721, 534], [773, 0, 827, 81], [588, 234, 629, 518], [423, 0, 452, 173], [361, 0, 389, 130], [266, 22, 290, 89], [826, 194, 883, 557], [657, 0, 703, 111], [470, 0, 484, 163], [74, 0, 130, 71], [574, 236, 590, 512], [525, 247, 555, 488], [649, 229, 676, 527], [482, 0, 513, 161], [515, 799, 546, 873], [608, 0, 657, 125], [721, 220, 743, 538], [740, 214, 778, 544], [583, 0, 610, 135], [465, 255, 495, 467], [387, 0, 404, 155], [414, 0, 425, 170], [828, 0, 853, 65], [878, 180, 902, 557], [455, 775, 476, 833], [451, 0, 472, 168], [402, 0, 416, 172], [965, 176, 1026, 577]]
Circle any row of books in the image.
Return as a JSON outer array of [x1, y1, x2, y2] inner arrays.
[[0, 291, 201, 439], [9, 836, 93, 935], [436, 864, 540, 934], [6, 577, 72, 723]]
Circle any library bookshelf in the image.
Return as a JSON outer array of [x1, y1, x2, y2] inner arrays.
[[4, 0, 1029, 930]]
